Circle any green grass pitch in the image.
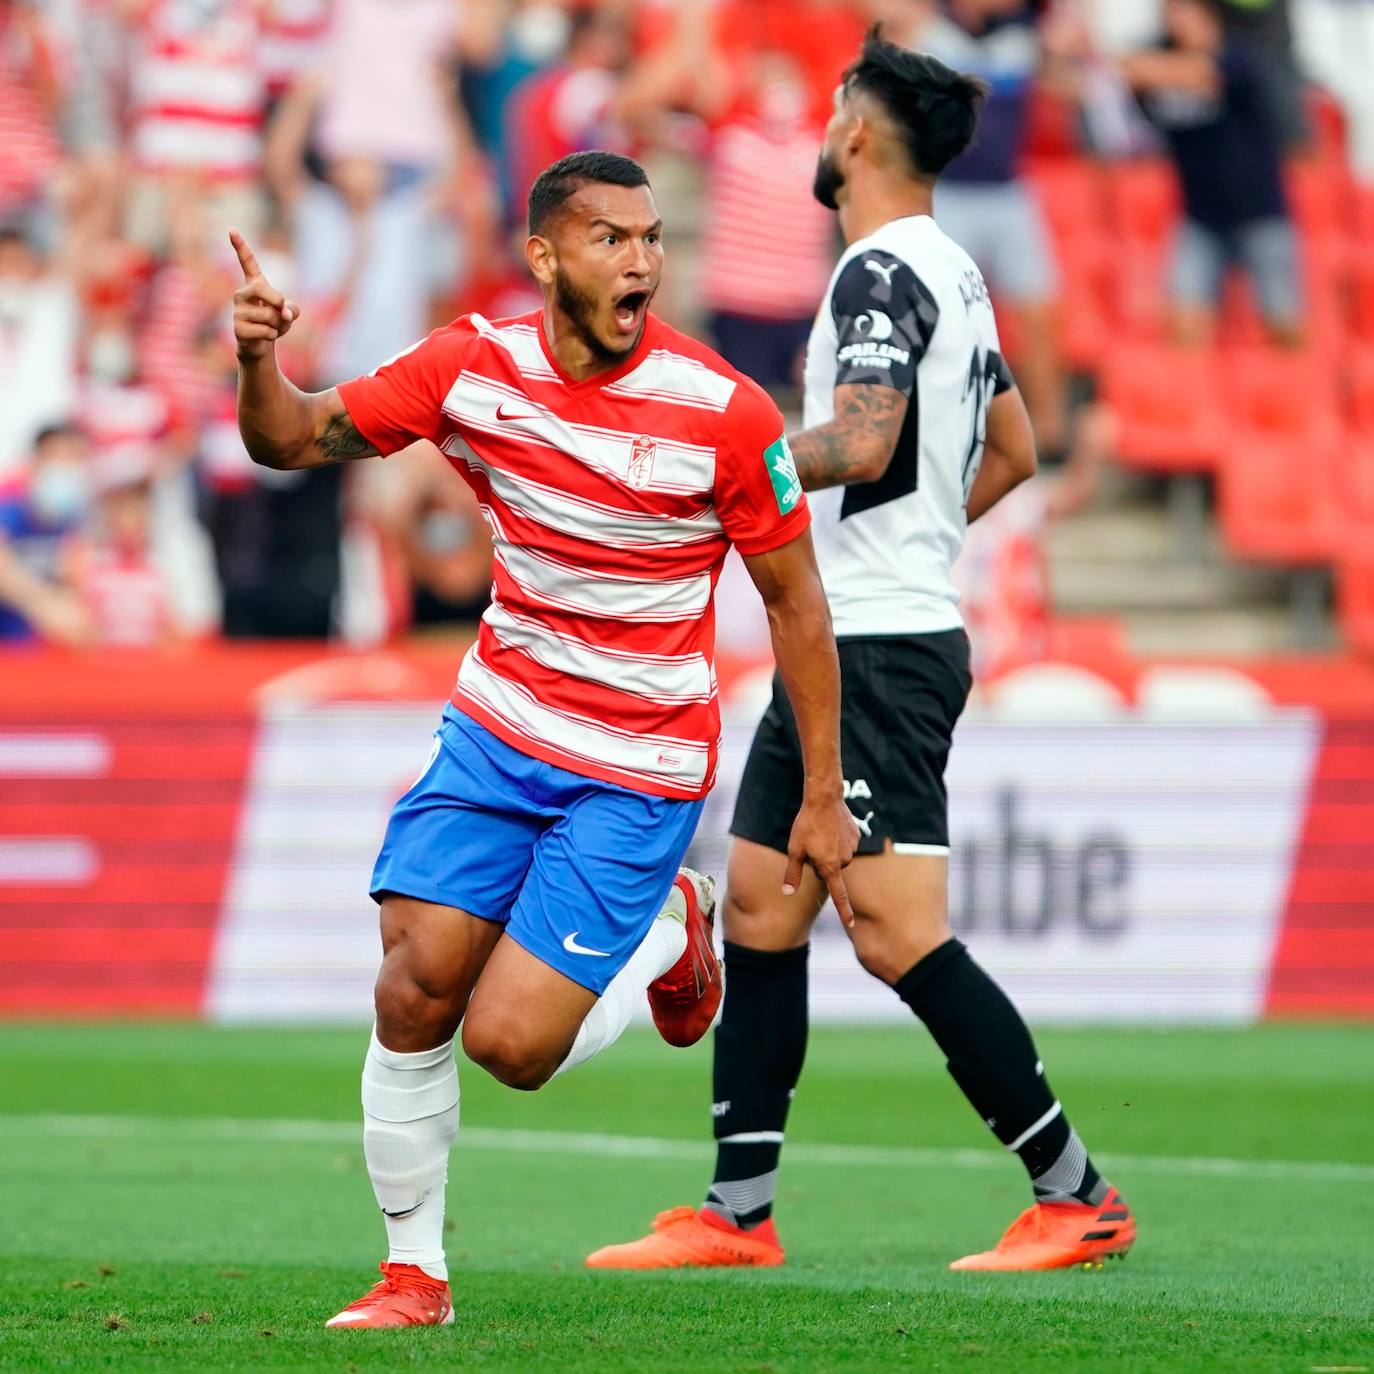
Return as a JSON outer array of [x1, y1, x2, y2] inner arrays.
[[1, 1022, 1371, 1373]]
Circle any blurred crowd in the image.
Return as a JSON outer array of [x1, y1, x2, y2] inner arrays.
[[1, 0, 1371, 661]]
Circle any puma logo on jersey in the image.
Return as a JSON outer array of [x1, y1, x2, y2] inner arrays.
[[864, 258, 899, 287], [853, 810, 874, 838]]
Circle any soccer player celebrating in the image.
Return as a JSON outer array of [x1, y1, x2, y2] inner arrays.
[[586, 34, 1136, 1275], [230, 151, 859, 1328]]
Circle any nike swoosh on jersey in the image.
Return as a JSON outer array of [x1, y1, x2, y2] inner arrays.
[[562, 931, 611, 957], [495, 401, 547, 422]]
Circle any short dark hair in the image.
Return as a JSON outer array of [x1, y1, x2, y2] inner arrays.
[[527, 151, 650, 235], [843, 27, 987, 179]]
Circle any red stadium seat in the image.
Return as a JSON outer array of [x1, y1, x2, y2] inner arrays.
[[1350, 256, 1374, 345], [1110, 233, 1171, 342], [1306, 89, 1349, 168], [1101, 343, 1226, 472], [1104, 158, 1180, 250], [1222, 346, 1342, 435], [1354, 183, 1374, 246], [1215, 275, 1271, 350], [1345, 348, 1374, 433], [1285, 160, 1344, 245], [1337, 553, 1374, 654], [1298, 233, 1349, 357], [1336, 427, 1374, 650], [1217, 426, 1342, 564], [1027, 157, 1106, 251], [1054, 232, 1115, 370]]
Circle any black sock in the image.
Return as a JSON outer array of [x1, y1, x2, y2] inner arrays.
[[704, 941, 809, 1230], [894, 939, 1105, 1205]]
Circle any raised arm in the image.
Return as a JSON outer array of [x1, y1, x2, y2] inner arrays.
[[742, 531, 859, 921], [230, 229, 379, 471]]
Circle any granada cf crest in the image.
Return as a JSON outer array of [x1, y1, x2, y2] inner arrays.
[[627, 434, 657, 489]]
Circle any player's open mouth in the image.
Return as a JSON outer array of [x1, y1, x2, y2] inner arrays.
[[612, 290, 649, 335]]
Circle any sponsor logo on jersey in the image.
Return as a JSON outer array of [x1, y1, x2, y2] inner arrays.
[[863, 258, 899, 287], [852, 310, 893, 341], [837, 339, 911, 371], [627, 434, 657, 489], [764, 434, 801, 514]]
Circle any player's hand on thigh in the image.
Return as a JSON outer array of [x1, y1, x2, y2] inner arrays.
[[461, 937, 600, 1091], [783, 795, 861, 928], [375, 895, 504, 1051], [723, 837, 827, 951]]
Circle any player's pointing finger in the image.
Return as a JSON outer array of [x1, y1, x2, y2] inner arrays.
[[229, 228, 262, 284], [827, 870, 856, 929]]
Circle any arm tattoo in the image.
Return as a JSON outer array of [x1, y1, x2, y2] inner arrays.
[[788, 385, 908, 492], [316, 411, 378, 460]]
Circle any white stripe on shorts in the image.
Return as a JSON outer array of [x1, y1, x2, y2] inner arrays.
[[892, 842, 951, 857]]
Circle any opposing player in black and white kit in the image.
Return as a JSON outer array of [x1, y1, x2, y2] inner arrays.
[[587, 30, 1137, 1274]]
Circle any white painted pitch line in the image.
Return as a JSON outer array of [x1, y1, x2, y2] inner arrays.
[[2, 1114, 1372, 1185]]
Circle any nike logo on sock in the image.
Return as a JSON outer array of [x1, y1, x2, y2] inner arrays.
[[382, 1203, 423, 1219]]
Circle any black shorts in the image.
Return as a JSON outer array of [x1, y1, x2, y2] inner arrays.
[[730, 630, 972, 857]]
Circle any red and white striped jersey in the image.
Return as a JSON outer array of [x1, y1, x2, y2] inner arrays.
[[338, 310, 809, 800], [129, 0, 265, 181], [259, 0, 331, 98], [700, 119, 836, 321]]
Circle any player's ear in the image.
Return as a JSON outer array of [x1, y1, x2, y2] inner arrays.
[[846, 113, 868, 159], [525, 233, 556, 287]]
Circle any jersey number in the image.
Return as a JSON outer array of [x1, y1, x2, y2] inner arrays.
[[961, 348, 1001, 505]]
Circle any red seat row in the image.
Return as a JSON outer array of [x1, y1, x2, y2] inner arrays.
[[1024, 157, 1374, 366]]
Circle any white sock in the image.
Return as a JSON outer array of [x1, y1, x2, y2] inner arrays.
[[361, 1027, 459, 1282], [554, 905, 687, 1078]]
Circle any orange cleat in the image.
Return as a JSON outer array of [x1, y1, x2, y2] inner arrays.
[[949, 1188, 1136, 1272], [586, 1205, 784, 1269], [325, 1261, 454, 1328], [647, 869, 722, 1048]]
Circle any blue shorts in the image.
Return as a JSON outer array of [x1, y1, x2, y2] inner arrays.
[[370, 706, 705, 994]]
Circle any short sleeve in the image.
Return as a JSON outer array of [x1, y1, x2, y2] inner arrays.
[[830, 250, 939, 395], [713, 384, 811, 556], [991, 348, 1015, 395], [335, 323, 471, 456]]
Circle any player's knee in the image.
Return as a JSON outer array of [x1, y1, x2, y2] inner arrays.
[[850, 928, 907, 985], [722, 889, 804, 953], [461, 1016, 555, 1092], [850, 920, 951, 987], [374, 961, 461, 1047]]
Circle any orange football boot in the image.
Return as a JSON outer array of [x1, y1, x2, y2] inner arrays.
[[325, 1262, 454, 1328], [586, 1205, 784, 1269], [647, 869, 722, 1048], [949, 1188, 1136, 1271]]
